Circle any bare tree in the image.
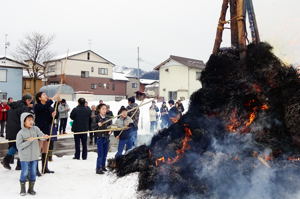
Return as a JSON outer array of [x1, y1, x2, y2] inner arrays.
[[15, 32, 54, 95]]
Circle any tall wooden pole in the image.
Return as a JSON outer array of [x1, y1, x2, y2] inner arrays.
[[230, 0, 239, 48], [246, 0, 260, 44], [236, 0, 247, 59], [212, 0, 229, 54]]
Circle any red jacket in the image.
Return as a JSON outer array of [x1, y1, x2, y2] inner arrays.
[[0, 104, 10, 121]]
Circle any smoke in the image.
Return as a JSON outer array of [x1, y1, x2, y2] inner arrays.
[[109, 42, 300, 199]]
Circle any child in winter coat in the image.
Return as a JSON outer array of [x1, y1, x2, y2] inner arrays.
[[16, 112, 49, 196], [95, 104, 112, 174], [114, 107, 134, 158]]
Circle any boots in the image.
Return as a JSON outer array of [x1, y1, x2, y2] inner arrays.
[[48, 150, 53, 162], [20, 181, 26, 196], [27, 181, 36, 195], [15, 158, 21, 170], [10, 155, 14, 164], [41, 153, 54, 174], [36, 162, 42, 177], [1, 154, 13, 170]]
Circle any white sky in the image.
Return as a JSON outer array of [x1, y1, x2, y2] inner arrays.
[[0, 0, 299, 70]]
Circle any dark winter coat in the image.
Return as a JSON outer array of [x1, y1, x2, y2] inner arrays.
[[95, 115, 112, 138], [177, 103, 185, 113], [34, 100, 54, 135], [90, 110, 98, 131], [70, 105, 92, 132], [127, 103, 140, 127], [106, 111, 114, 119], [6, 100, 33, 140]]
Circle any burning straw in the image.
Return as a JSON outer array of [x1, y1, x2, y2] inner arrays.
[[108, 43, 300, 199]]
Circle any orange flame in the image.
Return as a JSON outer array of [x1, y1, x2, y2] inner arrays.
[[227, 100, 270, 133], [155, 126, 193, 167]]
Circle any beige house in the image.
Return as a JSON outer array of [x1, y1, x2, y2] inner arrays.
[[126, 76, 140, 98], [154, 55, 205, 101], [44, 50, 128, 101]]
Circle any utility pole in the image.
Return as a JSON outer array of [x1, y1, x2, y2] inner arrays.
[[137, 46, 140, 79]]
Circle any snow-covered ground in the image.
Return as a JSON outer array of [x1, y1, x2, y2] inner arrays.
[[0, 153, 139, 199], [0, 99, 189, 198]]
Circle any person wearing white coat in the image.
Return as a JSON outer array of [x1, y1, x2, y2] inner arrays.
[[149, 101, 159, 133]]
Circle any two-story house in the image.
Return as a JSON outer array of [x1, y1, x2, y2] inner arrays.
[[44, 50, 127, 101], [0, 56, 26, 100], [154, 55, 205, 101]]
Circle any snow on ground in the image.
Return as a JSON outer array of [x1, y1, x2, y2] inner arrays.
[[0, 152, 139, 199], [0, 98, 189, 198]]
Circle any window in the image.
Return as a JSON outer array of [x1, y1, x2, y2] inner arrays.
[[132, 83, 138, 88], [168, 91, 177, 101], [103, 83, 107, 89], [196, 72, 201, 80], [0, 92, 7, 100], [91, 84, 97, 89], [91, 67, 94, 72], [0, 69, 7, 82], [47, 64, 56, 73], [98, 68, 108, 75], [87, 52, 90, 60], [81, 71, 89, 78], [112, 83, 115, 91], [98, 83, 103, 88], [24, 80, 31, 89]]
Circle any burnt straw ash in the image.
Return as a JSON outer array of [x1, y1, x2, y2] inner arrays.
[[108, 43, 300, 199]]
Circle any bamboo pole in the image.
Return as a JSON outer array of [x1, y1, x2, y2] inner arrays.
[[116, 98, 144, 139], [212, 0, 229, 54], [230, 0, 239, 48], [236, 0, 247, 59], [42, 51, 69, 174], [0, 127, 128, 145]]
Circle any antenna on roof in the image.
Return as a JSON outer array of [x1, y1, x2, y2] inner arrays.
[[88, 39, 92, 50], [4, 34, 10, 66]]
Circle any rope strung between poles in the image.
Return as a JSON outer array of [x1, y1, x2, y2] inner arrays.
[[0, 99, 153, 145], [0, 127, 128, 145]]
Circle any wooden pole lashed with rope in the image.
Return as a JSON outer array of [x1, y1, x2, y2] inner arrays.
[[42, 50, 69, 174]]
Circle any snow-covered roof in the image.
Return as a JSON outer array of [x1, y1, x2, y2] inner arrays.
[[145, 82, 159, 88], [50, 51, 83, 61], [140, 79, 158, 85], [112, 72, 129, 81], [45, 50, 116, 66]]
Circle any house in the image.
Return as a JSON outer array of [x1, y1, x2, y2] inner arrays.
[[139, 79, 159, 93], [44, 50, 128, 101], [144, 81, 159, 98], [23, 60, 45, 97], [0, 56, 26, 100], [154, 55, 205, 101], [126, 75, 140, 98]]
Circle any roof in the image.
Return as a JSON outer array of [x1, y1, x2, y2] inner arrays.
[[112, 72, 129, 81], [154, 55, 205, 70], [0, 56, 28, 68], [140, 79, 159, 85], [44, 50, 115, 66]]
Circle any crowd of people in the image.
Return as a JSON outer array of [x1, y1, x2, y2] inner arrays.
[[0, 93, 185, 196]]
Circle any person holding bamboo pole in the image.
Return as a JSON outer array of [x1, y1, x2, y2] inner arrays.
[[16, 112, 50, 196], [95, 104, 111, 174], [34, 92, 60, 174]]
